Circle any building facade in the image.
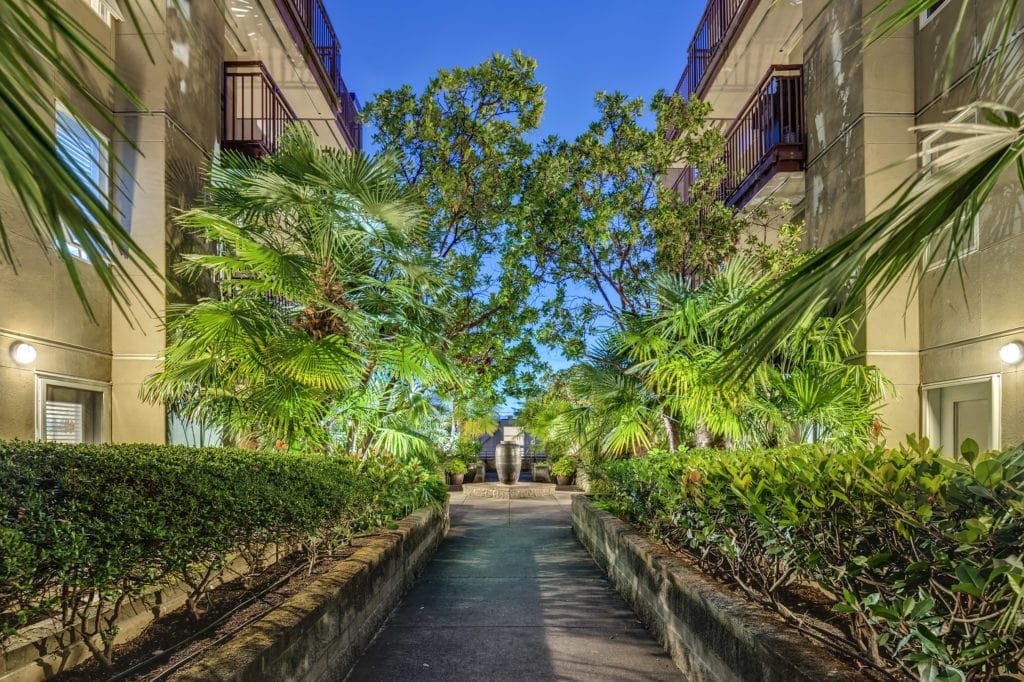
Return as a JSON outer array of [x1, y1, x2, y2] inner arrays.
[[0, 0, 361, 445], [669, 0, 1024, 450]]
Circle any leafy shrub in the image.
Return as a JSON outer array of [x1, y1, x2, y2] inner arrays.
[[596, 439, 1024, 680], [445, 459, 468, 475], [452, 437, 483, 465], [0, 441, 444, 667], [550, 458, 576, 478]]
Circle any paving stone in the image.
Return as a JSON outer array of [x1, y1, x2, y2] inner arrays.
[[343, 493, 680, 681]]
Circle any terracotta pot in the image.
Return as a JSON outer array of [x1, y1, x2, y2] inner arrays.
[[556, 475, 572, 486], [450, 473, 465, 486]]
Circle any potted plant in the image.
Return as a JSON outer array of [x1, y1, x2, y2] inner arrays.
[[446, 459, 468, 486], [453, 437, 482, 483], [551, 458, 575, 486], [533, 460, 551, 483]]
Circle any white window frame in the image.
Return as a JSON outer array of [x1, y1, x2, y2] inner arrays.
[[35, 372, 112, 444], [921, 374, 1001, 454], [919, 0, 951, 28], [55, 101, 110, 262], [920, 107, 980, 270], [81, 0, 124, 26]]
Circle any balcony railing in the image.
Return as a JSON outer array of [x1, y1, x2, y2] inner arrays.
[[721, 65, 805, 208], [678, 0, 753, 98], [223, 62, 297, 157], [279, 0, 362, 150]]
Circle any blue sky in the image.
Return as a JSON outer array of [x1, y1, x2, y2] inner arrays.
[[324, 1, 699, 404], [328, 1, 697, 142]]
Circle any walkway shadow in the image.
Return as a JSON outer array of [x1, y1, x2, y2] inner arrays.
[[343, 493, 679, 681]]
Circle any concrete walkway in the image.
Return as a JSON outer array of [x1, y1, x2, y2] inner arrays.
[[345, 490, 680, 681]]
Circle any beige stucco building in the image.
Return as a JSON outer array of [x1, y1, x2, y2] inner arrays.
[[0, 0, 360, 445], [668, 0, 1024, 451]]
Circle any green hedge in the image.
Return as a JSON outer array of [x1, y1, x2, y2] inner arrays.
[[0, 441, 445, 667], [596, 439, 1024, 680]]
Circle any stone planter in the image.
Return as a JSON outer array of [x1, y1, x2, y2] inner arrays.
[[495, 441, 521, 485]]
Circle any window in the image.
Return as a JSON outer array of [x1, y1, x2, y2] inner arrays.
[[920, 107, 980, 269], [922, 376, 1000, 455], [55, 102, 109, 261], [35, 374, 110, 444], [920, 0, 950, 27], [81, 0, 124, 26]]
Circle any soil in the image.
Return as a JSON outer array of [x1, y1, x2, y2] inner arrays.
[[653, 533, 905, 681], [53, 546, 357, 682]]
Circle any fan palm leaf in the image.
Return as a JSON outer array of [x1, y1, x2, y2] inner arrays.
[[0, 0, 228, 318], [731, 0, 1024, 375], [145, 128, 461, 455]]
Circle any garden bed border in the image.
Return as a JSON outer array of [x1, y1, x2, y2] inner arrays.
[[571, 495, 874, 681], [171, 503, 448, 681]]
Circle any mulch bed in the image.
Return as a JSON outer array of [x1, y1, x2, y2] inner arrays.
[[647, 531, 905, 680], [54, 547, 357, 682]]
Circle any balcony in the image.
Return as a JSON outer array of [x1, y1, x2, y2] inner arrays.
[[721, 65, 805, 208], [223, 62, 297, 157], [278, 0, 363, 150], [677, 0, 754, 99]]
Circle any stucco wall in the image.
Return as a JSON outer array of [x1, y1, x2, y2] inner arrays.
[[0, 3, 116, 441], [913, 1, 1024, 447]]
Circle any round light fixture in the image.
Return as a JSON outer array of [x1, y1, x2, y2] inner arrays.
[[999, 341, 1024, 365], [9, 341, 37, 366]]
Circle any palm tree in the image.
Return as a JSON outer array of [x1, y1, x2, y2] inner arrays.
[[733, 0, 1024, 369], [543, 255, 889, 458], [143, 127, 460, 456], [632, 257, 890, 450], [0, 1, 216, 318]]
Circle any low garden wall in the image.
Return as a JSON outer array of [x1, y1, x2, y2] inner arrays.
[[172, 504, 448, 681], [0, 441, 446, 680], [572, 495, 868, 682]]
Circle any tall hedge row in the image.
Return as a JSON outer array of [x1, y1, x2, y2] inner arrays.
[[596, 439, 1024, 680], [0, 441, 445, 667]]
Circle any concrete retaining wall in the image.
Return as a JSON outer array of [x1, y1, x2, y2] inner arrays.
[[1, 545, 292, 682], [572, 496, 871, 681], [172, 504, 448, 681]]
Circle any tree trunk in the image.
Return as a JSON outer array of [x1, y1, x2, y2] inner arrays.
[[688, 422, 726, 449], [661, 408, 681, 453]]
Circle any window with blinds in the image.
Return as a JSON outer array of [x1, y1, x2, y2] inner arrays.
[[44, 401, 84, 444], [42, 384, 104, 444], [55, 102, 109, 261]]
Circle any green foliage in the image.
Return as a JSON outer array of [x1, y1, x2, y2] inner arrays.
[[144, 127, 459, 457], [444, 459, 468, 475], [451, 436, 483, 465], [596, 439, 1024, 679], [365, 55, 752, 385], [524, 92, 746, 358], [519, 373, 583, 461], [630, 255, 890, 450], [363, 51, 547, 396], [530, 247, 890, 461], [730, 0, 1024, 379], [550, 457, 576, 478], [0, 440, 443, 666], [0, 0, 195, 318]]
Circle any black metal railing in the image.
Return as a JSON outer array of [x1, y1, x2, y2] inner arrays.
[[280, 0, 362, 150], [721, 65, 805, 207], [678, 0, 752, 98], [223, 62, 297, 156]]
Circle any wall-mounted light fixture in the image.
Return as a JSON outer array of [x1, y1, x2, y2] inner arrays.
[[999, 341, 1024, 365], [9, 341, 37, 366]]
